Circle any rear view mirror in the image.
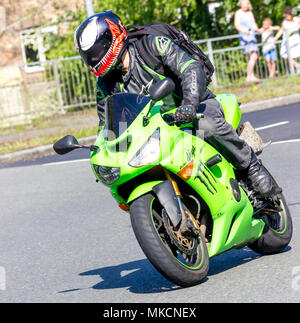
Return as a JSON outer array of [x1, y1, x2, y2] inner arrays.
[[149, 78, 175, 101], [53, 135, 80, 155]]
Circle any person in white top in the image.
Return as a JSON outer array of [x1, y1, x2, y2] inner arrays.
[[234, 0, 261, 83], [274, 7, 300, 74]]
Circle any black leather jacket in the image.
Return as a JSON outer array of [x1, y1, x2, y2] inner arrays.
[[96, 34, 215, 125]]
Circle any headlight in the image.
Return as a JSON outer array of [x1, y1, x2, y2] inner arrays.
[[129, 128, 160, 167], [93, 164, 120, 184]]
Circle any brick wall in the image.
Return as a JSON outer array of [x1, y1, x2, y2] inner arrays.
[[0, 0, 82, 66]]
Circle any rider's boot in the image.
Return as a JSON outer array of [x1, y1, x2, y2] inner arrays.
[[246, 150, 274, 197]]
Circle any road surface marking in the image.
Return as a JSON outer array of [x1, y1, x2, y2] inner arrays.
[[272, 139, 300, 145], [255, 121, 289, 131], [42, 159, 90, 166]]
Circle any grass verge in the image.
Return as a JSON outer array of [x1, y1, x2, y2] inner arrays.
[[0, 125, 98, 155], [0, 108, 97, 137], [212, 75, 300, 103]]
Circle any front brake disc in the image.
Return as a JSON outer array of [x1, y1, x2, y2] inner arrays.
[[162, 210, 198, 256]]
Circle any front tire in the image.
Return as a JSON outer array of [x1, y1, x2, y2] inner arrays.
[[130, 193, 209, 287]]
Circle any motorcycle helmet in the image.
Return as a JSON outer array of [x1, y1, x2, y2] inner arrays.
[[74, 11, 127, 77]]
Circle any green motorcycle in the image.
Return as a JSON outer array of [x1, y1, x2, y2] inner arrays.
[[53, 78, 292, 287]]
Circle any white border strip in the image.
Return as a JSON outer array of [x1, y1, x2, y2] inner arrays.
[[255, 121, 289, 131], [272, 139, 300, 145], [42, 158, 90, 166]]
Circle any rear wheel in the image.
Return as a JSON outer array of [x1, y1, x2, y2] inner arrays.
[[130, 193, 209, 287], [248, 167, 293, 255]]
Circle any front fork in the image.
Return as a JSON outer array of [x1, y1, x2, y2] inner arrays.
[[153, 169, 201, 236]]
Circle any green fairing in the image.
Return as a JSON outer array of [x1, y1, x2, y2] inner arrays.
[[127, 181, 164, 204], [216, 93, 241, 130], [90, 92, 264, 259]]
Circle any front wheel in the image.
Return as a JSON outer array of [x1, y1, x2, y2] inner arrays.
[[130, 193, 209, 287], [248, 167, 293, 255]]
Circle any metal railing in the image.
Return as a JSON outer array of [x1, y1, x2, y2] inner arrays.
[[0, 31, 298, 127], [195, 32, 296, 87]]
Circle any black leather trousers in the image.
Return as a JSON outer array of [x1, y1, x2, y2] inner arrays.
[[194, 98, 252, 170]]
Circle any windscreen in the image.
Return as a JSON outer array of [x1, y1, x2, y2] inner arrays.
[[104, 93, 151, 141]]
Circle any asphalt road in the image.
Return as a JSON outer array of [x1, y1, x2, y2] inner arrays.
[[0, 102, 300, 303]]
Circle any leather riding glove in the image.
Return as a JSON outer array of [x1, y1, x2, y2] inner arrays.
[[174, 105, 197, 125]]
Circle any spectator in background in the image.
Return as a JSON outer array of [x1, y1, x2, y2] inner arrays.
[[259, 18, 280, 79], [234, 0, 260, 83], [274, 7, 300, 74]]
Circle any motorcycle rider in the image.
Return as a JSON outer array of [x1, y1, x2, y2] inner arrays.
[[74, 10, 274, 197]]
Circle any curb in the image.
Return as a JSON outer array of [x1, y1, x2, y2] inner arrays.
[[1, 94, 300, 166], [0, 136, 96, 166], [241, 93, 300, 113]]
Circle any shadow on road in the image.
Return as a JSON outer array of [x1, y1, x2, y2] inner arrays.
[[79, 258, 181, 294], [208, 247, 261, 276], [58, 258, 181, 295], [209, 246, 291, 276], [58, 246, 291, 295]]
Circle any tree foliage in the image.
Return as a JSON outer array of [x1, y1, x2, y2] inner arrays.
[[45, 0, 300, 59], [213, 0, 300, 36]]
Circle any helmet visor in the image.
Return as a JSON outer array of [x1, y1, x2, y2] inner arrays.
[[80, 30, 112, 69]]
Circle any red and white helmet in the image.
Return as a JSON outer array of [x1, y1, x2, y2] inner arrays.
[[75, 11, 127, 77]]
